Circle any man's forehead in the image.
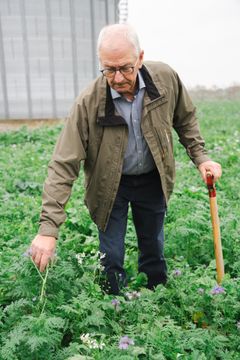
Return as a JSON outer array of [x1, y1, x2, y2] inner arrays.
[[99, 49, 136, 67], [101, 58, 135, 68]]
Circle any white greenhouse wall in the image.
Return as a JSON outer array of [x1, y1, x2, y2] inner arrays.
[[0, 0, 118, 119]]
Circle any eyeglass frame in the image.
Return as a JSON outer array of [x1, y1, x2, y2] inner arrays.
[[100, 59, 139, 78]]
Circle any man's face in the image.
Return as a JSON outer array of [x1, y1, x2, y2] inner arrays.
[[99, 42, 144, 98]]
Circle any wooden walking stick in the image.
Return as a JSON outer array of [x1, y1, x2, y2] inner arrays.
[[206, 171, 224, 284]]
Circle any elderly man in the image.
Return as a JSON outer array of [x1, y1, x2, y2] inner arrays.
[[30, 24, 221, 295]]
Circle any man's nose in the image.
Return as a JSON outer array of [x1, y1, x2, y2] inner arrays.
[[113, 70, 124, 82]]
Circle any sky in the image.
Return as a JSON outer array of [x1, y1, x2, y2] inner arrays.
[[127, 0, 240, 88]]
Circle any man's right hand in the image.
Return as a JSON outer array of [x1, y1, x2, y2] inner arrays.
[[30, 235, 56, 272]]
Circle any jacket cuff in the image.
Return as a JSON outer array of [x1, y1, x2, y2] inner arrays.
[[38, 224, 59, 239], [193, 155, 211, 167]]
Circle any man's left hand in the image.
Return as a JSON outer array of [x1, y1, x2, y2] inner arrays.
[[198, 160, 222, 184]]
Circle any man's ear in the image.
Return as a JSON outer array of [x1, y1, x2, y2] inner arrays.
[[138, 50, 144, 68]]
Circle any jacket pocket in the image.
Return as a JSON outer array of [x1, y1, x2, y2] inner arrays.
[[146, 96, 168, 112], [153, 126, 172, 161], [154, 128, 165, 161]]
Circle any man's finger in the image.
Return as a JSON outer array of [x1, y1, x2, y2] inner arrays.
[[208, 169, 221, 182], [198, 161, 222, 184], [30, 244, 38, 259], [39, 254, 51, 272], [33, 251, 42, 268]]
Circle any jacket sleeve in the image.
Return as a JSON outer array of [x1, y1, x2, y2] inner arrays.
[[38, 100, 88, 238], [172, 72, 210, 167]]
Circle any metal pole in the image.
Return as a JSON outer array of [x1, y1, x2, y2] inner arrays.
[[69, 0, 79, 98], [45, 0, 57, 117], [118, 0, 128, 23], [0, 15, 9, 118], [105, 0, 109, 24], [115, 0, 118, 22], [20, 0, 32, 119], [90, 0, 97, 78]]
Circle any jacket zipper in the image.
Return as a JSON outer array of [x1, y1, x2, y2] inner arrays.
[[165, 129, 170, 144]]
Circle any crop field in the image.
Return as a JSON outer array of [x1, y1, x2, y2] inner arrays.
[[0, 100, 240, 359]]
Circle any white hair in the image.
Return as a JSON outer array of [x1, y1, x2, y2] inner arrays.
[[97, 23, 141, 58]]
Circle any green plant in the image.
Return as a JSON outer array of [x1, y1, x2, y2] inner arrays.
[[0, 101, 240, 359]]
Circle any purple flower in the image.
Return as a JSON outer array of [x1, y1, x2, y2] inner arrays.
[[210, 285, 225, 295], [22, 248, 32, 257], [118, 335, 134, 350], [173, 269, 181, 276], [111, 299, 120, 309]]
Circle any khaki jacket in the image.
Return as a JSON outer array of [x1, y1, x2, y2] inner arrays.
[[39, 62, 210, 237]]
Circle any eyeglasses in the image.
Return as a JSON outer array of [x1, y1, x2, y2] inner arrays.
[[100, 59, 138, 78]]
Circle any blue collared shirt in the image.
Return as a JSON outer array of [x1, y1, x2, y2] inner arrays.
[[111, 71, 156, 175]]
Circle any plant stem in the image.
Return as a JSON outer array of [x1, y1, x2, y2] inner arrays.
[[30, 257, 44, 281], [40, 298, 47, 315], [40, 265, 49, 303]]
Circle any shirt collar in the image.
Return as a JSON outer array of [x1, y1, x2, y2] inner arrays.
[[110, 71, 146, 100]]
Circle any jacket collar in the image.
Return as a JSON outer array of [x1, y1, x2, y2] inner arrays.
[[140, 64, 161, 101], [97, 64, 161, 127]]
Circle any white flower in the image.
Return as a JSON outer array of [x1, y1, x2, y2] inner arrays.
[[80, 333, 90, 343], [75, 253, 86, 265], [98, 251, 106, 260], [125, 291, 141, 300], [80, 333, 105, 350]]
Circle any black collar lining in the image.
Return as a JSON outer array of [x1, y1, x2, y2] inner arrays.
[[98, 65, 161, 126]]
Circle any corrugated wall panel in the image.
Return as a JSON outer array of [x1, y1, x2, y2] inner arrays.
[[0, 0, 118, 119]]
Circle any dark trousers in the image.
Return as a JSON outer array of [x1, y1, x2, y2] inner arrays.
[[98, 169, 167, 295]]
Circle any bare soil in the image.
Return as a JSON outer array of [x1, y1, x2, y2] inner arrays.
[[0, 118, 64, 132], [1, 86, 239, 132]]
